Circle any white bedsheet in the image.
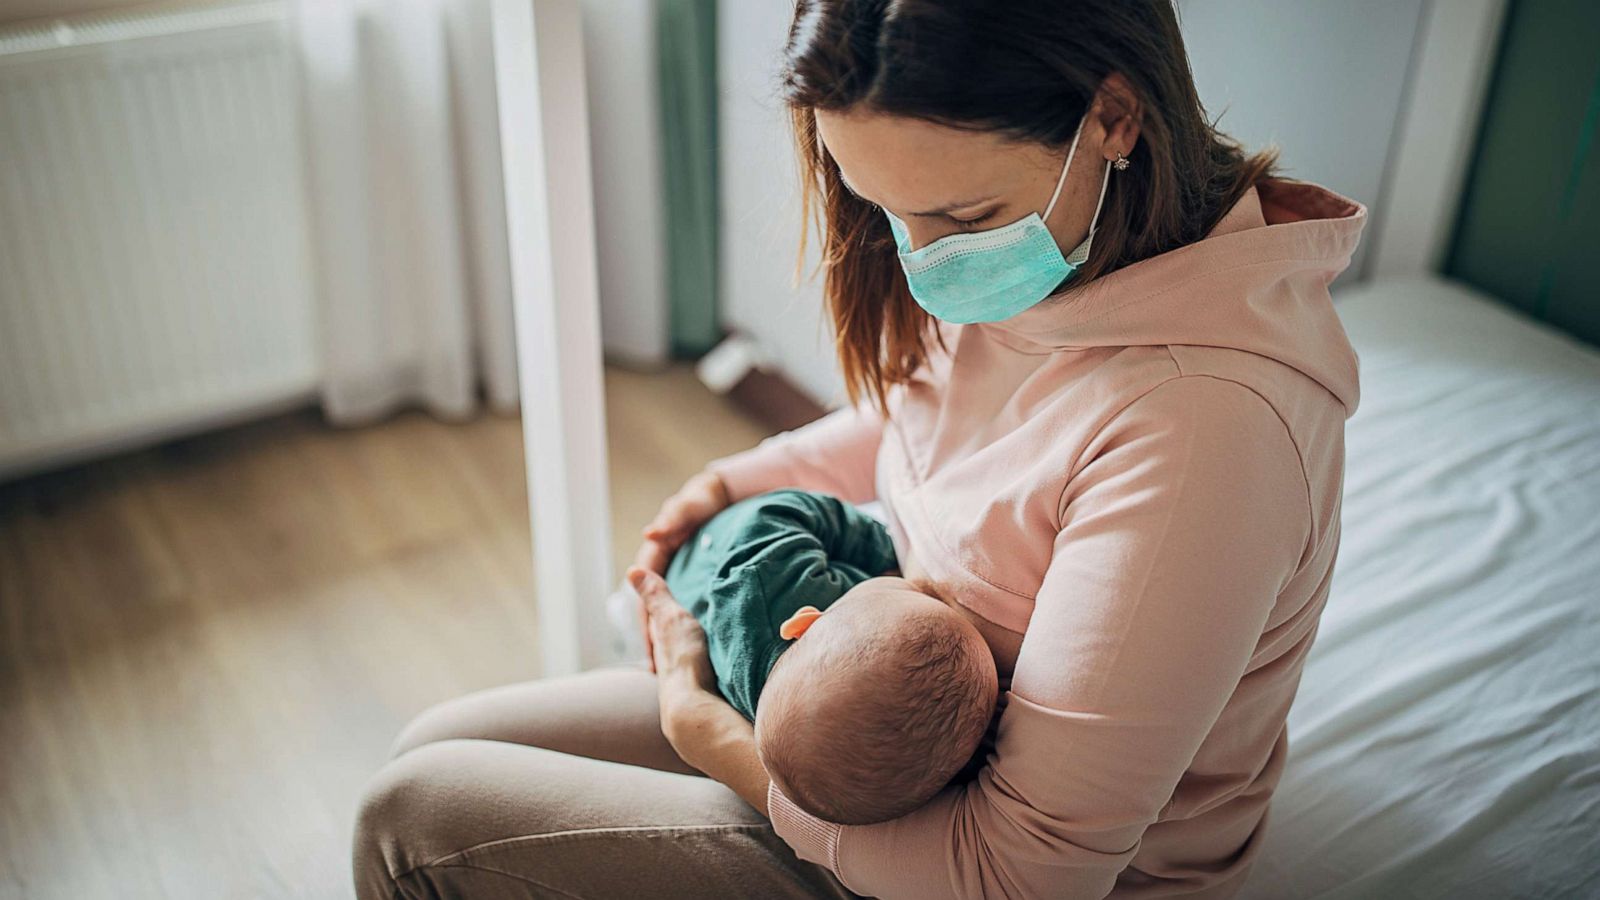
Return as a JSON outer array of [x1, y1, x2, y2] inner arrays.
[[1237, 278, 1600, 899]]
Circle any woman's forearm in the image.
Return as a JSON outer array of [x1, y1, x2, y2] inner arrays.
[[633, 565, 773, 817], [704, 402, 887, 505], [684, 701, 771, 816]]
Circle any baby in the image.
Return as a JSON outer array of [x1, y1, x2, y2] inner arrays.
[[664, 488, 998, 825]]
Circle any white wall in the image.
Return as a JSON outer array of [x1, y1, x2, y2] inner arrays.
[[717, 0, 841, 403], [717, 1, 1427, 405], [1176, 0, 1425, 279], [580, 0, 670, 367]]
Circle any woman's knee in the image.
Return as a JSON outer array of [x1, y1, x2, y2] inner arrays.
[[353, 739, 509, 898], [388, 694, 478, 758], [386, 668, 695, 774], [386, 676, 575, 758], [353, 737, 835, 900], [385, 676, 594, 759], [353, 743, 434, 898]]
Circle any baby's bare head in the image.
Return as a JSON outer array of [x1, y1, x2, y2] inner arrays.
[[755, 577, 999, 825]]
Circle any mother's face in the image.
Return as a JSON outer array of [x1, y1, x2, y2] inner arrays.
[[814, 106, 1115, 260]]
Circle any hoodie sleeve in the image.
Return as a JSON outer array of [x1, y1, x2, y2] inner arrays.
[[704, 400, 887, 505], [765, 376, 1313, 899]]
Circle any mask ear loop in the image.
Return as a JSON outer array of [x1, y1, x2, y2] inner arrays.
[[1060, 160, 1113, 267], [1040, 118, 1085, 222], [1041, 117, 1113, 262], [1036, 115, 1113, 235], [1083, 158, 1112, 243]]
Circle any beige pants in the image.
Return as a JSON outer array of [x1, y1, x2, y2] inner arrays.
[[352, 665, 859, 899]]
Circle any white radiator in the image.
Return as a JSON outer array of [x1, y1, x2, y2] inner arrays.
[[0, 1, 319, 480]]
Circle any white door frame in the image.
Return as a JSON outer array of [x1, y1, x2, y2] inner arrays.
[[491, 0, 617, 674]]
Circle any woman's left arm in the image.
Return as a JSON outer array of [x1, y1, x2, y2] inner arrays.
[[761, 376, 1316, 899], [629, 567, 771, 815]]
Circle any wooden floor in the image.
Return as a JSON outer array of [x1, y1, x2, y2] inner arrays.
[[0, 363, 771, 900]]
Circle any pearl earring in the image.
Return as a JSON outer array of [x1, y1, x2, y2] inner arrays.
[[1113, 151, 1130, 172]]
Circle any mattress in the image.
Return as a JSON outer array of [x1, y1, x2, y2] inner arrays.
[[1238, 277, 1600, 899]]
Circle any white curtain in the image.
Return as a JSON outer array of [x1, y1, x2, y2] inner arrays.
[[293, 0, 518, 424]]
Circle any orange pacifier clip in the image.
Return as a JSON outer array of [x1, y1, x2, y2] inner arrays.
[[779, 605, 823, 640]]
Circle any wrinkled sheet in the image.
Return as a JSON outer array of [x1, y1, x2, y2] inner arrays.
[[1238, 278, 1600, 899]]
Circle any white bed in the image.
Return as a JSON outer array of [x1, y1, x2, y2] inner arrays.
[[1238, 277, 1600, 899]]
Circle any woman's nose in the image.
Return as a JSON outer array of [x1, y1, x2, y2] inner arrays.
[[900, 219, 957, 252]]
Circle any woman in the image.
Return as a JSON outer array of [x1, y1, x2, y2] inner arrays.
[[353, 1, 1363, 897]]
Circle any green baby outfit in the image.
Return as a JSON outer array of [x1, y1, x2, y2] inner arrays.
[[664, 488, 899, 721]]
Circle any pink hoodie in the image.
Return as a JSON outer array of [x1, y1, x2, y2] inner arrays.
[[706, 180, 1365, 899]]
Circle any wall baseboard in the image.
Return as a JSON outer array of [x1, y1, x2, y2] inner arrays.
[[695, 333, 826, 433]]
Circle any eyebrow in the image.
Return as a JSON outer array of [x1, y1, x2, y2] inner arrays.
[[838, 171, 999, 217]]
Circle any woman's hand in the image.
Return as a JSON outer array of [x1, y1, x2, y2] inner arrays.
[[632, 469, 732, 574], [627, 566, 770, 815], [630, 470, 732, 671], [628, 566, 717, 698]]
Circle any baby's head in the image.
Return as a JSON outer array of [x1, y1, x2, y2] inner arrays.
[[755, 576, 998, 825]]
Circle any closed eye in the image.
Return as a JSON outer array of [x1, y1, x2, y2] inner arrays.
[[950, 210, 997, 228]]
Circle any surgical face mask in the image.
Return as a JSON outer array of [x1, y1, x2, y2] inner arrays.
[[883, 117, 1112, 325]]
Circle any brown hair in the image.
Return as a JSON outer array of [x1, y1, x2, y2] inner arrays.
[[781, 0, 1278, 412]]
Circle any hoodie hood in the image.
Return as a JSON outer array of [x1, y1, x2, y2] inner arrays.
[[983, 179, 1365, 417]]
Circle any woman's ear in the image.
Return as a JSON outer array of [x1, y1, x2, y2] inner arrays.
[[1094, 72, 1143, 162]]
